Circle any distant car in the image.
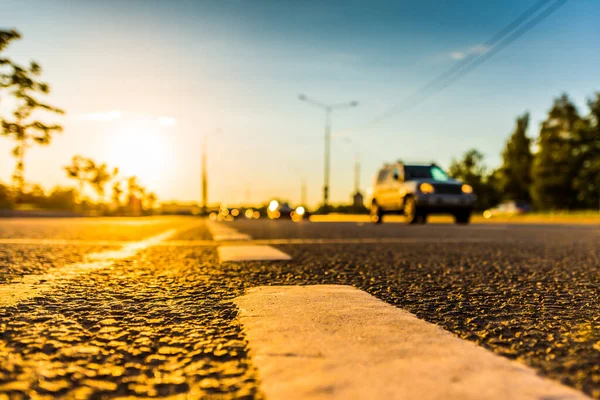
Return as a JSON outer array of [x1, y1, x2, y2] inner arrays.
[[267, 200, 306, 222], [212, 205, 261, 221], [484, 201, 532, 218], [370, 162, 476, 224]]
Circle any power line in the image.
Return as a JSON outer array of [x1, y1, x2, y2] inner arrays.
[[359, 0, 568, 131]]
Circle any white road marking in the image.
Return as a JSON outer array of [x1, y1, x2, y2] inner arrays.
[[0, 237, 493, 247], [234, 285, 589, 400], [208, 221, 293, 262], [0, 238, 131, 246], [0, 230, 178, 308], [206, 221, 251, 241], [218, 245, 291, 262]]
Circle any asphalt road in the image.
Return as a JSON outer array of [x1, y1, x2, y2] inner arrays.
[[0, 216, 599, 399]]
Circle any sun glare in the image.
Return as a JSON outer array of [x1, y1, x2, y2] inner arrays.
[[108, 119, 172, 188]]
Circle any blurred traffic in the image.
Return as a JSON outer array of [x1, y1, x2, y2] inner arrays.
[[208, 200, 307, 222]]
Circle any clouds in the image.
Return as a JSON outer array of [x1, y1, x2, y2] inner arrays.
[[451, 52, 466, 60], [77, 111, 177, 127], [450, 44, 490, 61], [156, 116, 177, 127], [79, 110, 122, 121]]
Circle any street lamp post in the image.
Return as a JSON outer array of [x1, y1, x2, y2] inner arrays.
[[343, 137, 360, 195], [201, 129, 221, 215], [298, 94, 358, 211]]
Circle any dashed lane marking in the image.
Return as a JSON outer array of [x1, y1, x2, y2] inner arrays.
[[0, 237, 495, 247], [0, 238, 132, 246], [0, 229, 178, 308], [206, 221, 251, 241], [207, 222, 293, 262], [218, 245, 292, 262], [162, 237, 493, 247], [234, 285, 589, 400]]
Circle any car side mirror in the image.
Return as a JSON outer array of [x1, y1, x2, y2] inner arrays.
[[393, 171, 400, 181]]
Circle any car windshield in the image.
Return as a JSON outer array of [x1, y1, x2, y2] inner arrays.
[[404, 165, 449, 181]]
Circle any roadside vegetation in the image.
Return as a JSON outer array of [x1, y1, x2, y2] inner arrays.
[[0, 29, 157, 216], [449, 95, 600, 212], [1, 29, 598, 217]]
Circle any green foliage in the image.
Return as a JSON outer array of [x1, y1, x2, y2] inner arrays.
[[448, 149, 501, 210], [530, 94, 598, 210], [576, 93, 600, 209], [64, 156, 120, 208], [0, 30, 64, 191], [0, 29, 20, 53], [45, 187, 76, 210], [0, 183, 13, 209], [64, 156, 96, 202], [0, 29, 20, 86], [498, 113, 532, 202], [0, 183, 75, 211]]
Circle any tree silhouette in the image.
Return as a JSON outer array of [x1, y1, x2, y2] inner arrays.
[[573, 93, 600, 209], [530, 94, 588, 210], [64, 156, 95, 204], [0, 29, 21, 89], [145, 192, 157, 212], [89, 163, 118, 203], [111, 181, 123, 211], [498, 113, 533, 202], [449, 149, 500, 210], [0, 30, 64, 193]]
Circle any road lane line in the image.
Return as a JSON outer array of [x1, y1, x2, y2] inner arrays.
[[0, 238, 132, 246], [0, 237, 495, 247], [234, 285, 589, 400], [206, 221, 251, 241], [218, 245, 292, 262], [159, 237, 493, 246], [0, 229, 178, 308], [207, 222, 294, 262]]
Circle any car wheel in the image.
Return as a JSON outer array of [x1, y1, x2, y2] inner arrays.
[[370, 202, 383, 224], [418, 213, 428, 224], [454, 211, 471, 224], [403, 196, 420, 225]]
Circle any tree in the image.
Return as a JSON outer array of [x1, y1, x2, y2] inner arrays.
[[45, 187, 76, 210], [143, 192, 158, 214], [0, 183, 13, 209], [0, 29, 21, 89], [64, 156, 118, 208], [0, 31, 64, 193], [111, 181, 123, 212], [126, 176, 143, 216], [530, 94, 589, 210], [89, 163, 118, 203], [574, 93, 600, 209], [498, 113, 533, 202], [448, 149, 500, 210], [64, 156, 95, 204]]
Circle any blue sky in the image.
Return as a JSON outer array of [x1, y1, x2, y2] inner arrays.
[[1, 0, 598, 205]]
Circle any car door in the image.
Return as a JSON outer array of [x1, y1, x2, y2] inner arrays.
[[374, 169, 390, 208], [386, 166, 404, 211]]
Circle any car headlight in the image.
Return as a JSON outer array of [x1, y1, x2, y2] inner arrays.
[[461, 184, 473, 194], [419, 182, 434, 194], [268, 200, 279, 212]]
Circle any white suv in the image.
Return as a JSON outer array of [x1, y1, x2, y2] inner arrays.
[[370, 162, 476, 224]]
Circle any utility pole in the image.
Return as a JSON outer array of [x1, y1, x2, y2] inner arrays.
[[201, 129, 220, 215], [298, 94, 358, 212], [301, 179, 307, 206], [201, 137, 207, 214], [354, 152, 360, 194]]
